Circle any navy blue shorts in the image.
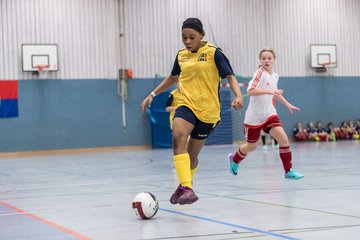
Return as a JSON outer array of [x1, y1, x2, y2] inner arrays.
[[173, 106, 218, 140]]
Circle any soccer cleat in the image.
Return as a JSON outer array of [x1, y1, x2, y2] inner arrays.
[[285, 169, 304, 180], [228, 153, 238, 175], [177, 186, 199, 205], [170, 184, 182, 204]]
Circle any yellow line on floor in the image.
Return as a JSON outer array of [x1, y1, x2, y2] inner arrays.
[[0, 145, 151, 158]]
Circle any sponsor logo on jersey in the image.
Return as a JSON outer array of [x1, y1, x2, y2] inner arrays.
[[180, 57, 190, 62], [198, 52, 207, 61]]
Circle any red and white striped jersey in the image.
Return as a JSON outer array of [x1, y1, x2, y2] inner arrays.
[[244, 68, 279, 127]]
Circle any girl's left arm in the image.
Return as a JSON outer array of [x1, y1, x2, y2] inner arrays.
[[275, 95, 300, 114]]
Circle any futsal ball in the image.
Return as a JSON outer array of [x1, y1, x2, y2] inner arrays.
[[132, 192, 159, 219]]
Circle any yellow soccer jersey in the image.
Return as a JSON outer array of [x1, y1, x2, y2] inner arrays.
[[170, 42, 234, 124]]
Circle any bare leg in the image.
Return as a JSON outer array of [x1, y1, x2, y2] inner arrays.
[[239, 142, 258, 155], [269, 126, 289, 147], [172, 117, 194, 155], [187, 137, 206, 170]]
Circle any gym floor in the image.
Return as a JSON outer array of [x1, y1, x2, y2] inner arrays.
[[0, 141, 359, 240]]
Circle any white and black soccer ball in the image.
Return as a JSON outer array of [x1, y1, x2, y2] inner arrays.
[[132, 192, 159, 219]]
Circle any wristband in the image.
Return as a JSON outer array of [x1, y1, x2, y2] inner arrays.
[[150, 91, 156, 97]]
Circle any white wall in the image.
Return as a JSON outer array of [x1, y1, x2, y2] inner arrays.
[[0, 0, 120, 80], [0, 0, 359, 80], [124, 0, 360, 77]]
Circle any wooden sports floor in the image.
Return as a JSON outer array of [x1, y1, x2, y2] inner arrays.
[[0, 141, 359, 240]]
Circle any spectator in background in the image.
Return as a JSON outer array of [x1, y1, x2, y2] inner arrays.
[[348, 120, 359, 140], [315, 121, 329, 141], [307, 121, 320, 141], [293, 122, 308, 141], [355, 120, 360, 134], [340, 121, 353, 139], [326, 122, 337, 141], [354, 120, 360, 140]]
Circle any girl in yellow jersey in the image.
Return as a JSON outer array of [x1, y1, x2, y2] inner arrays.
[[141, 18, 243, 205]]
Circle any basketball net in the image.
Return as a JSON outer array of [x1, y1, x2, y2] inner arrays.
[[35, 64, 50, 79], [317, 62, 336, 74]]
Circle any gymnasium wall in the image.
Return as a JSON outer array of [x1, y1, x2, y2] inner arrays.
[[276, 76, 360, 135], [0, 78, 155, 152], [123, 0, 360, 77], [0, 0, 359, 80], [1, 76, 359, 152], [0, 0, 359, 152], [0, 0, 121, 80]]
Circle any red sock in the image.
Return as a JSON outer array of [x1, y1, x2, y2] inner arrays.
[[233, 148, 247, 163], [279, 146, 292, 173]]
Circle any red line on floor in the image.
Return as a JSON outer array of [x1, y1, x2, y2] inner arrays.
[[0, 200, 92, 240]]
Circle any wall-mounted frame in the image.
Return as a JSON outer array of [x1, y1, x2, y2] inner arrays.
[[310, 44, 337, 68], [22, 44, 58, 72]]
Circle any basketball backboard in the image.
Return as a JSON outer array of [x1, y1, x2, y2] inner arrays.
[[22, 44, 58, 72], [310, 44, 337, 68]]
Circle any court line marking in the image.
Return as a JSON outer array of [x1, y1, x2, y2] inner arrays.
[[145, 184, 360, 219], [0, 145, 151, 158], [0, 200, 92, 240], [211, 194, 360, 219], [140, 223, 360, 240], [159, 208, 300, 240], [219, 224, 360, 240], [139, 231, 254, 240]]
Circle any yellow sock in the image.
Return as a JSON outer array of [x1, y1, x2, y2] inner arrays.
[[191, 164, 199, 178], [174, 153, 192, 188]]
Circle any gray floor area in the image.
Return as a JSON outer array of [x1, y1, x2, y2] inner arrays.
[[0, 141, 360, 240]]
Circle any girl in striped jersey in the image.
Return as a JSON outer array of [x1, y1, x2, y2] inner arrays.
[[228, 48, 304, 180], [141, 18, 243, 205]]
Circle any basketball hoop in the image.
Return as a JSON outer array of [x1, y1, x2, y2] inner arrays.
[[34, 64, 50, 79], [315, 62, 336, 73]]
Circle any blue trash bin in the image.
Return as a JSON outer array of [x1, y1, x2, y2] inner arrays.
[[146, 91, 172, 148]]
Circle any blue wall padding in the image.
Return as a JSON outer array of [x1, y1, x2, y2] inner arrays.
[[0, 76, 359, 152]]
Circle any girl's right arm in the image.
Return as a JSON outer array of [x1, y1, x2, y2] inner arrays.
[[141, 75, 179, 112], [247, 68, 283, 96], [248, 88, 283, 96]]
